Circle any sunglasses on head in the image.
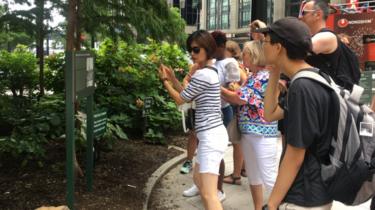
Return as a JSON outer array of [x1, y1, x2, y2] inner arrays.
[[189, 47, 201, 54], [301, 9, 316, 16]]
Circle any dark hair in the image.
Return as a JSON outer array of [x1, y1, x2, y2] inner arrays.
[[211, 31, 227, 48], [187, 30, 217, 59], [308, 0, 329, 20], [268, 31, 309, 60]]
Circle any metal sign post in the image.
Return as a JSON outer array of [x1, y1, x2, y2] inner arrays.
[[65, 51, 95, 209], [65, 51, 75, 209]]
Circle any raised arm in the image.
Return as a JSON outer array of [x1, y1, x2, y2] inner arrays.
[[264, 68, 284, 122], [311, 32, 338, 55]]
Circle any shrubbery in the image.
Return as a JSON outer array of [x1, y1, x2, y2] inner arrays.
[[0, 39, 189, 162]]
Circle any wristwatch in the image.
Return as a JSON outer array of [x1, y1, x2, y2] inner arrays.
[[262, 204, 279, 210]]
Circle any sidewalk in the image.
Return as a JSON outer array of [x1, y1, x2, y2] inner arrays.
[[150, 138, 371, 210]]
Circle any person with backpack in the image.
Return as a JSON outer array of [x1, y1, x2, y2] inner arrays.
[[299, 0, 361, 90], [259, 17, 338, 210]]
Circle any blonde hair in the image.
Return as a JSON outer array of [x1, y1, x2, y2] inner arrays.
[[226, 40, 242, 61], [242, 41, 266, 66], [250, 20, 267, 32]]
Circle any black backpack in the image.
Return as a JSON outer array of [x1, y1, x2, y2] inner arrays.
[[308, 29, 361, 90]]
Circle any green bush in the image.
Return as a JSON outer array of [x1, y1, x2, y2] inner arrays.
[[0, 94, 65, 164], [45, 52, 65, 93], [0, 45, 38, 97], [95, 38, 189, 143]]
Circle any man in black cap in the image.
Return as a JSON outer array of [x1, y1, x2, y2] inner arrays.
[[258, 17, 337, 210]]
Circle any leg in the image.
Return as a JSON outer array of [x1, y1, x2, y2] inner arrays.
[[187, 130, 198, 161], [233, 143, 244, 177], [217, 159, 225, 192], [223, 143, 243, 185], [193, 163, 201, 189], [252, 136, 278, 194], [181, 131, 197, 174], [241, 134, 265, 210], [250, 184, 263, 210], [218, 106, 233, 191], [200, 173, 223, 210]]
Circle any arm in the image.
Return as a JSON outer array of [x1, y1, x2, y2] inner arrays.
[[240, 68, 248, 85], [267, 145, 306, 210], [183, 63, 199, 88], [162, 80, 185, 105], [264, 69, 284, 122], [221, 87, 246, 105], [311, 32, 338, 54], [159, 66, 186, 105], [162, 65, 184, 92]]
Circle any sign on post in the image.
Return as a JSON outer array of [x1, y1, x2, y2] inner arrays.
[[93, 110, 107, 138], [75, 51, 95, 97]]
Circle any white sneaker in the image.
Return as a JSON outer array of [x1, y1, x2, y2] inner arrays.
[[183, 184, 200, 197], [217, 191, 226, 202]]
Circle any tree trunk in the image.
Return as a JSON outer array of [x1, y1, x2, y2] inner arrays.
[[75, 0, 81, 51], [66, 0, 84, 178], [66, 0, 77, 51], [35, 0, 45, 96]]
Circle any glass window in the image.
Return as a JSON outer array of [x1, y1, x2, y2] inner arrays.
[[238, 0, 251, 28], [285, 0, 302, 17], [207, 0, 230, 30]]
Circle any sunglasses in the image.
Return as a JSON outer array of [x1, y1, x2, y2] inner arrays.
[[189, 47, 201, 54], [300, 9, 316, 16]]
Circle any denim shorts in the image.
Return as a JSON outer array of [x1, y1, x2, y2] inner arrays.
[[221, 105, 234, 127]]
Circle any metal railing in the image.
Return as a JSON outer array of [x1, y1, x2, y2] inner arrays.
[[330, 0, 375, 14]]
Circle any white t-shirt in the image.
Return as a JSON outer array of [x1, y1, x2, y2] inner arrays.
[[213, 58, 241, 108], [180, 67, 223, 133]]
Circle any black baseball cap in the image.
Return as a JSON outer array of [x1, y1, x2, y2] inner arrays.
[[255, 17, 312, 52]]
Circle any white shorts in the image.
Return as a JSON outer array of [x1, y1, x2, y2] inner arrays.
[[195, 125, 228, 175], [241, 133, 278, 193]]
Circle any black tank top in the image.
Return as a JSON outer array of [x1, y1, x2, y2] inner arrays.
[[305, 28, 341, 84]]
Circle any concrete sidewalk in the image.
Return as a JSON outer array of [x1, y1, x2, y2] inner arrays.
[[150, 139, 371, 210]]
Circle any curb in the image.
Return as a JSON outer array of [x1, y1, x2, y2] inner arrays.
[[142, 145, 187, 210]]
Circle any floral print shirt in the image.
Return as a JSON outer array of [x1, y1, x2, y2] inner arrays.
[[237, 70, 278, 137]]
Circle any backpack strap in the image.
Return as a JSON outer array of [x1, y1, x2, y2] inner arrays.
[[205, 65, 218, 74], [350, 85, 364, 104], [291, 68, 334, 91], [292, 68, 364, 104]]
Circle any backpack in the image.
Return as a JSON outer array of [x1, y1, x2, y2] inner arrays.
[[291, 69, 375, 206], [310, 29, 361, 90]]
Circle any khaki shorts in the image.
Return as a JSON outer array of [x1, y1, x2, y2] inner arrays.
[[227, 117, 241, 144], [279, 202, 332, 210]]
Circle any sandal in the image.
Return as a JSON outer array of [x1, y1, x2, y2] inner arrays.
[[241, 169, 247, 177], [223, 174, 241, 185]]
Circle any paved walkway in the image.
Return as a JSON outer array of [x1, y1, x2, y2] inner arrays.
[[151, 138, 372, 210]]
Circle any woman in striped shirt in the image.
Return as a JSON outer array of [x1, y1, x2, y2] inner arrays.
[[159, 30, 228, 210]]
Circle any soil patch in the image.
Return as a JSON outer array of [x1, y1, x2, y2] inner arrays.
[[0, 137, 184, 210]]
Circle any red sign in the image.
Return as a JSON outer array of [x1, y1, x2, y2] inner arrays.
[[330, 12, 375, 67]]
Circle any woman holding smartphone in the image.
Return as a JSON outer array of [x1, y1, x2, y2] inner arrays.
[[159, 30, 228, 210]]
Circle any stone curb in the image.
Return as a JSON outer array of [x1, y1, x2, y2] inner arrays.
[[142, 145, 187, 210]]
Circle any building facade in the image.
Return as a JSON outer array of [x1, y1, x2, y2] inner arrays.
[[168, 0, 285, 43], [169, 0, 360, 43]]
